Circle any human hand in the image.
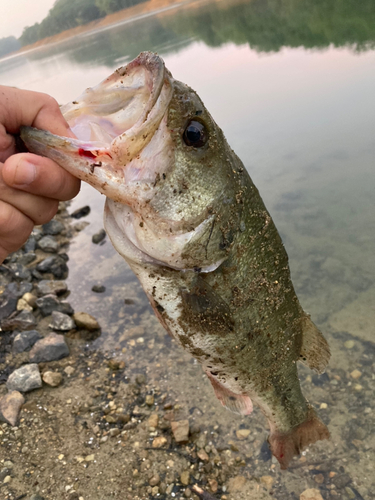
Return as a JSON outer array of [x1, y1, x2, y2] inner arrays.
[[0, 86, 80, 264]]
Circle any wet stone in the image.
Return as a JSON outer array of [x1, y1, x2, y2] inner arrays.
[[0, 290, 17, 321], [73, 311, 100, 330], [300, 489, 324, 500], [36, 255, 68, 278], [227, 475, 247, 493], [38, 236, 59, 253], [332, 474, 351, 489], [152, 436, 167, 448], [0, 391, 25, 426], [171, 420, 189, 443], [37, 280, 68, 296], [17, 252, 37, 265], [42, 219, 65, 235], [92, 229, 106, 244], [8, 263, 31, 281], [180, 470, 190, 486], [7, 364, 42, 392], [13, 330, 42, 353], [92, 284, 106, 293], [30, 495, 45, 500], [36, 294, 73, 317], [1, 310, 37, 331], [42, 371, 63, 387], [6, 281, 33, 299], [22, 292, 37, 308], [71, 205, 90, 219], [23, 236, 36, 253], [17, 297, 33, 312], [49, 311, 76, 331], [29, 332, 69, 363]]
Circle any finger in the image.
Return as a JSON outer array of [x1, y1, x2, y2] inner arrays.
[[0, 170, 59, 225], [2, 153, 81, 201], [0, 86, 74, 138], [0, 200, 34, 263]]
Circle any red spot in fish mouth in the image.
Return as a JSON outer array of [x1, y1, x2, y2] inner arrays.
[[78, 148, 96, 159], [78, 148, 112, 159]]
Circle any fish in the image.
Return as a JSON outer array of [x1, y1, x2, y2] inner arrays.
[[21, 51, 330, 469]]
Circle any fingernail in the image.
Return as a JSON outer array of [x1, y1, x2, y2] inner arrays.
[[13, 159, 37, 186]]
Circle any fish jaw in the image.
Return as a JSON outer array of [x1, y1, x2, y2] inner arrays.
[[20, 52, 173, 204]]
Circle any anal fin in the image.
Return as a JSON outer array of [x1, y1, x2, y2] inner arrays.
[[205, 371, 253, 416], [299, 315, 330, 374]]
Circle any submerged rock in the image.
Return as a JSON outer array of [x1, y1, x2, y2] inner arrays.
[[0, 391, 25, 426], [13, 330, 42, 353], [36, 280, 68, 296], [29, 333, 69, 363], [1, 310, 37, 331], [7, 364, 42, 392], [38, 236, 59, 253], [42, 220, 65, 235], [49, 311, 76, 331], [73, 312, 100, 330], [92, 229, 106, 244], [171, 420, 190, 443], [71, 205, 90, 219]]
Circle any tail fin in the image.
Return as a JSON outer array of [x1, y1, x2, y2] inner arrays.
[[268, 408, 329, 469]]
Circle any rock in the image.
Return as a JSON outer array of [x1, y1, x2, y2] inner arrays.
[[227, 475, 247, 493], [92, 229, 106, 244], [171, 420, 189, 443], [197, 449, 209, 461], [350, 369, 362, 379], [236, 429, 251, 440], [152, 436, 167, 448], [17, 298, 33, 312], [149, 474, 160, 486], [64, 366, 75, 376], [42, 371, 63, 387], [23, 236, 36, 253], [332, 474, 351, 489], [0, 391, 25, 426], [37, 236, 59, 253], [36, 294, 73, 316], [0, 290, 17, 321], [148, 413, 159, 428], [208, 479, 218, 493], [29, 333, 69, 363], [42, 220, 65, 235], [36, 256, 68, 278], [300, 489, 324, 500], [344, 340, 355, 349], [30, 495, 45, 500], [8, 262, 31, 281], [261, 476, 274, 488], [22, 292, 37, 308], [6, 281, 33, 299], [13, 330, 42, 353], [36, 280, 67, 296], [49, 311, 76, 331], [92, 285, 106, 293], [180, 470, 190, 486], [109, 428, 120, 437], [145, 394, 154, 405], [73, 312, 100, 330], [7, 364, 42, 392], [18, 252, 37, 265], [1, 310, 37, 331], [71, 205, 90, 219]]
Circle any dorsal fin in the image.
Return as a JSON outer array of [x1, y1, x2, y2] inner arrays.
[[299, 315, 330, 374]]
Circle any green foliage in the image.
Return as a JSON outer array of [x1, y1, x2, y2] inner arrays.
[[19, 0, 147, 47], [0, 36, 21, 58]]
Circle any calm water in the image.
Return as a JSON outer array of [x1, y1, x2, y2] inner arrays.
[[1, 0, 374, 497]]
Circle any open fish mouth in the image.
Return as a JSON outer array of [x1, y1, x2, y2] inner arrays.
[[21, 52, 173, 202]]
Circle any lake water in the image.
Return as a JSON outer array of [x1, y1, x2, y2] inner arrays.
[[1, 0, 374, 498]]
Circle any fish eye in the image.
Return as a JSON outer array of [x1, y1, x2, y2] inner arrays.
[[183, 120, 207, 147]]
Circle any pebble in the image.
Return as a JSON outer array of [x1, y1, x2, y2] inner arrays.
[[227, 475, 247, 492], [332, 474, 351, 488], [37, 280, 67, 296], [16, 297, 33, 312], [0, 289, 17, 321], [36, 255, 68, 278], [36, 294, 73, 316], [300, 489, 324, 500], [42, 220, 65, 235], [92, 229, 106, 244], [3, 475, 11, 483], [37, 235, 59, 253], [71, 205, 90, 219], [49, 311, 76, 331], [350, 369, 362, 379], [64, 366, 75, 376], [344, 340, 355, 349], [171, 420, 189, 443], [13, 330, 42, 353], [149, 474, 160, 486], [43, 371, 63, 387], [73, 312, 100, 330], [29, 332, 69, 363], [152, 436, 167, 448], [145, 394, 154, 406], [260, 476, 274, 488], [208, 478, 218, 492], [109, 428, 120, 437], [180, 470, 190, 485], [0, 391, 25, 426], [148, 413, 159, 428], [1, 309, 37, 331], [7, 364, 42, 392], [314, 473, 325, 484], [236, 429, 251, 440], [22, 292, 37, 308], [30, 495, 45, 500], [92, 285, 106, 293], [197, 449, 209, 461]]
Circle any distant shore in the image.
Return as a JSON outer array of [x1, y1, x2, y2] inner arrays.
[[11, 0, 201, 57]]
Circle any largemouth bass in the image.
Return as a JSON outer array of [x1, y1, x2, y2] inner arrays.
[[21, 52, 330, 469]]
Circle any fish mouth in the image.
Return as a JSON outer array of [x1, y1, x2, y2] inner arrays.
[[21, 52, 173, 201]]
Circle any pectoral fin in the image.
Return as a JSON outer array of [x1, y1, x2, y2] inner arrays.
[[299, 316, 330, 374]]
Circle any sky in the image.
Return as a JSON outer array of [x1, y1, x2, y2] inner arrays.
[[1, 0, 56, 39]]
